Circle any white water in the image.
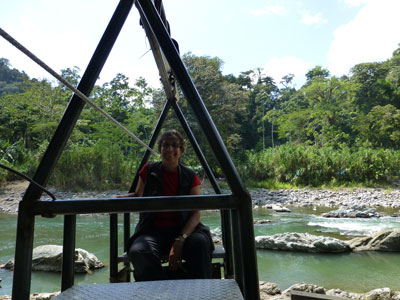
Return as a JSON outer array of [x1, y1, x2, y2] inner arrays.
[[308, 216, 400, 236]]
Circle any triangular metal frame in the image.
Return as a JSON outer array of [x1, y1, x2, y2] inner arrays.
[[11, 1, 259, 299]]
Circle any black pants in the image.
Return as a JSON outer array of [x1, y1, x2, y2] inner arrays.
[[128, 227, 212, 281]]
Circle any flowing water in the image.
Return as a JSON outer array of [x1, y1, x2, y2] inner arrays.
[[1, 208, 400, 295]]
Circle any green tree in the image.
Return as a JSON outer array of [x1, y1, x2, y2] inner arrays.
[[350, 61, 395, 113], [0, 58, 30, 96], [275, 76, 357, 147], [387, 46, 400, 88], [305, 65, 330, 83], [355, 104, 400, 148], [0, 79, 68, 149], [226, 70, 259, 150], [253, 73, 278, 149]]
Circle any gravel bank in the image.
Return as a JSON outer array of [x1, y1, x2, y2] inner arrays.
[[1, 181, 400, 215]]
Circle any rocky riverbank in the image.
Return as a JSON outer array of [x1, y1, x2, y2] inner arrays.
[[250, 187, 400, 209], [2, 181, 400, 215], [1, 281, 399, 300]]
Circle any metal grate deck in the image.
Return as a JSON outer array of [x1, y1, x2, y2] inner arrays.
[[53, 279, 244, 300]]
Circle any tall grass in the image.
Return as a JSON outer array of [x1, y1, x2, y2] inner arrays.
[[242, 144, 400, 187], [51, 142, 140, 191], [0, 140, 40, 183], [3, 139, 400, 191]]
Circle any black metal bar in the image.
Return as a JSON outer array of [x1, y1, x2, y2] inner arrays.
[[12, 3, 134, 299], [110, 214, 118, 282], [171, 100, 236, 277], [237, 196, 259, 294], [12, 203, 35, 300], [128, 101, 172, 194], [122, 212, 130, 281], [22, 0, 134, 204], [291, 291, 346, 300], [61, 215, 76, 291], [138, 6, 176, 101], [123, 213, 130, 253], [124, 100, 171, 250], [31, 194, 235, 215], [230, 210, 244, 289], [138, 2, 236, 280], [171, 101, 221, 193], [221, 210, 234, 277], [136, 0, 246, 197], [136, 2, 259, 299]]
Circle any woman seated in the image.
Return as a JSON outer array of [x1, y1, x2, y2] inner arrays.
[[120, 130, 213, 281]]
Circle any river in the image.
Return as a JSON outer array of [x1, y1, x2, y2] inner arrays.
[[1, 207, 400, 295]]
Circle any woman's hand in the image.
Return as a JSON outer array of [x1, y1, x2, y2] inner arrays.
[[168, 238, 184, 271], [116, 192, 136, 198]]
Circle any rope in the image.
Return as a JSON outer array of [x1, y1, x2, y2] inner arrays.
[[0, 163, 56, 201], [0, 27, 159, 157]]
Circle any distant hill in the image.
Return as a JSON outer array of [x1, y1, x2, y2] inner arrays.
[[0, 58, 31, 96]]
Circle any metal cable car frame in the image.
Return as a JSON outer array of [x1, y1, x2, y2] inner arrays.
[[10, 0, 260, 299]]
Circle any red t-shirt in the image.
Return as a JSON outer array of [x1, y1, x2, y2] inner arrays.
[[139, 163, 201, 227]]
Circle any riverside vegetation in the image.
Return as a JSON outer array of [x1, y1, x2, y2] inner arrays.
[[1, 46, 400, 189], [1, 47, 400, 299]]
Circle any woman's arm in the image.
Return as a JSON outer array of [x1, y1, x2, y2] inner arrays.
[[116, 176, 145, 198], [135, 176, 145, 197]]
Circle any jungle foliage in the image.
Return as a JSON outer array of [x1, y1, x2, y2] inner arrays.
[[1, 46, 400, 189]]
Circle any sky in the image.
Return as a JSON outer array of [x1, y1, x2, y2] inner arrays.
[[1, 0, 399, 90]]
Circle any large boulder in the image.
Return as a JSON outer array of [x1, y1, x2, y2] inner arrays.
[[0, 292, 60, 300], [322, 205, 380, 218], [254, 219, 273, 225], [347, 228, 400, 252], [255, 232, 350, 253], [282, 283, 326, 295], [326, 288, 363, 299], [2, 245, 104, 273], [271, 205, 291, 213], [259, 281, 281, 296], [364, 288, 392, 300]]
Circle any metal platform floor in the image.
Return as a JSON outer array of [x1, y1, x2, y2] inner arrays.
[[53, 279, 243, 300]]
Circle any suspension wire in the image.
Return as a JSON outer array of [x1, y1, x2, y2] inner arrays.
[[0, 163, 56, 201], [0, 27, 159, 157]]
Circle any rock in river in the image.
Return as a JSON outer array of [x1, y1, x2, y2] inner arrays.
[[347, 228, 400, 252], [255, 232, 350, 253], [322, 205, 380, 218], [2, 245, 104, 273]]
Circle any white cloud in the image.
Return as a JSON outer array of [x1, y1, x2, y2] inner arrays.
[[250, 4, 286, 17], [262, 56, 312, 88], [327, 0, 400, 77], [342, 0, 370, 7], [301, 12, 328, 25]]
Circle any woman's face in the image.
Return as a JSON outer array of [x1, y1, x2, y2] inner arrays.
[[160, 137, 183, 168]]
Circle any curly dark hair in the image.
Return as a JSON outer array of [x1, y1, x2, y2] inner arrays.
[[158, 130, 186, 153]]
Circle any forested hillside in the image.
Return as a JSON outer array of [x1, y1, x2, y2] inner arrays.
[[0, 58, 31, 96], [1, 47, 400, 190]]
